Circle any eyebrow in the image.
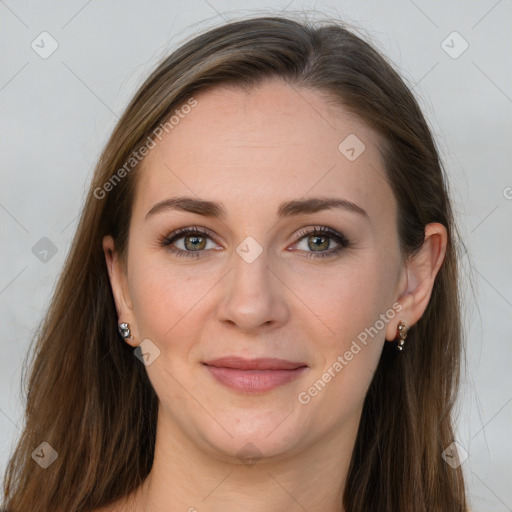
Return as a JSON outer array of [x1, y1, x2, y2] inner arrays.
[[145, 196, 369, 221]]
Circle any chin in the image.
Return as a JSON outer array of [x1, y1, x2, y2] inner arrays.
[[190, 408, 310, 463]]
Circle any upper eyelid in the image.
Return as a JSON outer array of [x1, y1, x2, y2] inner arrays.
[[163, 226, 212, 240]]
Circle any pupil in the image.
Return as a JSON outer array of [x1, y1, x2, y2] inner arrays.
[[310, 235, 328, 251], [185, 235, 205, 251]]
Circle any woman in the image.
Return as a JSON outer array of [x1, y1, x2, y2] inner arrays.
[[2, 15, 468, 512]]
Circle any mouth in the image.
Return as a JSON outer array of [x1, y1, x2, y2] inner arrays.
[[202, 357, 309, 393]]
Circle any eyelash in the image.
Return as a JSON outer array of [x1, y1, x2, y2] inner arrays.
[[161, 225, 351, 260]]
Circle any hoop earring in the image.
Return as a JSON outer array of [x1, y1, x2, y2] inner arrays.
[[395, 320, 408, 351], [118, 322, 133, 341]]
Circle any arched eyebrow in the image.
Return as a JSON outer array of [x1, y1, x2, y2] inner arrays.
[[145, 196, 369, 222]]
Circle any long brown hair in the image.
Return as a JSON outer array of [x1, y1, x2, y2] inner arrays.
[[2, 14, 467, 512]]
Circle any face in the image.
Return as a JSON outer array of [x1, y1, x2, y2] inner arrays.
[[109, 80, 407, 463]]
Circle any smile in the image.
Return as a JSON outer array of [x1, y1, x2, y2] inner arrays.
[[202, 357, 309, 393]]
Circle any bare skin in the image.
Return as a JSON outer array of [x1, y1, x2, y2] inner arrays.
[[100, 79, 447, 512]]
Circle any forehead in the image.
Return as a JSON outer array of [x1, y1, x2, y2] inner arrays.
[[133, 80, 395, 224]]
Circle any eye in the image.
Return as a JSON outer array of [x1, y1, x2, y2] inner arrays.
[[161, 226, 219, 259], [291, 226, 350, 259], [161, 225, 351, 260]]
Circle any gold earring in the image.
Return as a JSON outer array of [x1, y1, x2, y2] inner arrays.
[[395, 321, 408, 351]]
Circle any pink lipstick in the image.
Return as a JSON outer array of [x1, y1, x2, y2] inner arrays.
[[202, 357, 309, 393]]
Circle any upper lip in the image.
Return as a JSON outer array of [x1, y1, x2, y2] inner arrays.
[[203, 357, 308, 370]]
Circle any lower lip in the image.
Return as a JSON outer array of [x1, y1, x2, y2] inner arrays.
[[204, 365, 309, 392]]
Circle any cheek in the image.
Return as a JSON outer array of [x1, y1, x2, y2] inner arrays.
[[296, 287, 386, 431], [293, 259, 390, 407], [289, 256, 389, 348], [127, 252, 219, 344]]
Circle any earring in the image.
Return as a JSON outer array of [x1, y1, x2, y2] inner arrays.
[[395, 320, 408, 351], [118, 322, 133, 341]]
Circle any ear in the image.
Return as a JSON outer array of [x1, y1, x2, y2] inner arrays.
[[385, 223, 448, 342], [103, 235, 138, 347]]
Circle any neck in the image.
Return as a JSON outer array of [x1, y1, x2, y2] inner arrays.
[[121, 407, 357, 512]]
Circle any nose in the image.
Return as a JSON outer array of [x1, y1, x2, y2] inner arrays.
[[216, 247, 290, 333]]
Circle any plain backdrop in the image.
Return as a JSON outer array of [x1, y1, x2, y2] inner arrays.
[[1, 1, 511, 510]]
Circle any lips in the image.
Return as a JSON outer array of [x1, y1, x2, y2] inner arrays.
[[203, 357, 307, 370], [202, 357, 309, 392]]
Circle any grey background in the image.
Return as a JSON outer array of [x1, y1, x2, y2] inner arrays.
[[1, 1, 511, 510]]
